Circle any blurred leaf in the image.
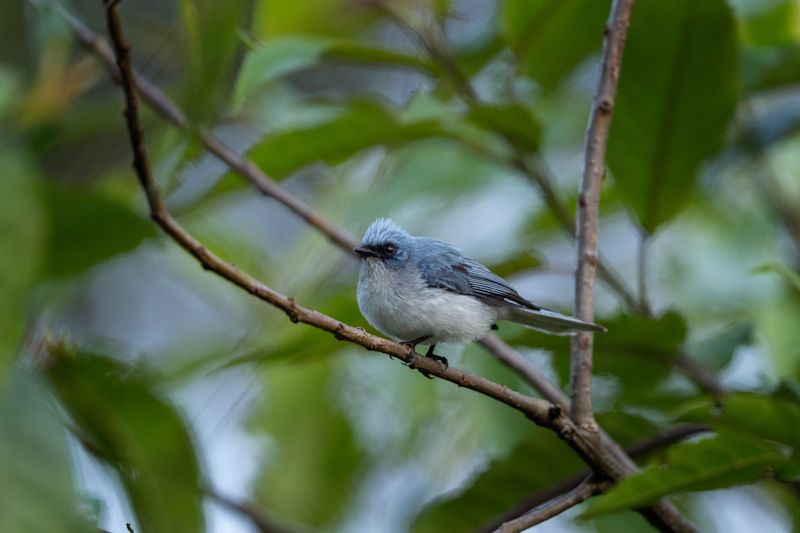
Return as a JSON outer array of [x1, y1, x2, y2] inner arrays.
[[487, 250, 540, 279], [742, 44, 800, 92], [178, 0, 243, 122], [501, 0, 611, 91], [234, 36, 329, 108], [412, 427, 584, 533], [756, 292, 800, 379], [251, 0, 374, 38], [45, 350, 204, 533], [755, 262, 800, 296], [0, 368, 91, 532], [684, 322, 752, 371], [248, 100, 447, 178], [508, 311, 686, 404], [42, 181, 155, 278], [608, 0, 739, 232], [678, 393, 800, 449], [251, 358, 365, 528], [0, 150, 44, 376], [582, 432, 787, 518], [467, 102, 541, 152], [736, 0, 800, 46], [235, 36, 436, 108], [596, 410, 660, 449]]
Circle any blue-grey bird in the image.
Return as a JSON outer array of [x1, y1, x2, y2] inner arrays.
[[356, 219, 604, 370]]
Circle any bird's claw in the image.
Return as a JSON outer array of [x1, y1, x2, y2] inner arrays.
[[429, 353, 448, 368], [405, 351, 434, 379]]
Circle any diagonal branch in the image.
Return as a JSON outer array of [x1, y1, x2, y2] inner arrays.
[[570, 0, 635, 431], [56, 2, 358, 254], [479, 424, 709, 533], [101, 0, 651, 491], [87, 3, 698, 530], [205, 488, 309, 533], [493, 478, 611, 533]]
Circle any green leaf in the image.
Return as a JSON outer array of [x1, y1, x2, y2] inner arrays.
[[178, 0, 243, 122], [486, 250, 540, 279], [234, 36, 436, 108], [0, 368, 92, 532], [45, 350, 205, 533], [467, 102, 541, 152], [251, 0, 373, 39], [608, 0, 739, 232], [42, 181, 155, 278], [501, 0, 612, 91], [678, 393, 800, 449], [0, 150, 44, 375], [412, 427, 584, 533], [251, 358, 365, 528], [735, 0, 800, 46], [582, 432, 786, 518], [507, 311, 687, 405], [234, 36, 330, 108], [247, 101, 447, 178]]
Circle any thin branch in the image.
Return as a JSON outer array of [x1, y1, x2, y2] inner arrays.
[[55, 2, 359, 254], [206, 489, 308, 533], [95, 3, 699, 530], [570, 0, 635, 430], [478, 424, 709, 533], [637, 226, 651, 314], [493, 478, 611, 533], [479, 335, 567, 407], [102, 0, 651, 489]]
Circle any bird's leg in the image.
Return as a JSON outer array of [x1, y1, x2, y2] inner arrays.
[[400, 336, 434, 379], [425, 344, 448, 368]]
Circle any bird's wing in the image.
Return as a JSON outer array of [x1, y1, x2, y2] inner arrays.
[[414, 239, 538, 310]]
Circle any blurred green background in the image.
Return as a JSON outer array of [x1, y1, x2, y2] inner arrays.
[[3, 0, 800, 531]]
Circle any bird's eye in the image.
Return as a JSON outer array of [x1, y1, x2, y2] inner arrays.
[[384, 244, 396, 256]]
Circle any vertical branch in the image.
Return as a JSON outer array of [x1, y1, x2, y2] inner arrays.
[[570, 0, 635, 429], [637, 226, 651, 314]]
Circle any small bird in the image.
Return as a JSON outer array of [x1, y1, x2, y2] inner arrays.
[[356, 219, 605, 373]]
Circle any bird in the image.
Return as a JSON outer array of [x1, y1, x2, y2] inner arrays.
[[355, 218, 605, 375]]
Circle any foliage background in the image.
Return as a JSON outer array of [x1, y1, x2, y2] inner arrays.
[[3, 0, 800, 531]]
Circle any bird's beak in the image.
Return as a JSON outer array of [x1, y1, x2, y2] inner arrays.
[[355, 247, 377, 258]]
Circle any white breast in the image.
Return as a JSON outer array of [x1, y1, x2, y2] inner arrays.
[[357, 260, 498, 345]]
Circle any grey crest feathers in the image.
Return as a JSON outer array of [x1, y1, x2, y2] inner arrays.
[[356, 218, 605, 339]]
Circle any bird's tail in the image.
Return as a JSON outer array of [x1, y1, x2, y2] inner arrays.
[[507, 306, 606, 335]]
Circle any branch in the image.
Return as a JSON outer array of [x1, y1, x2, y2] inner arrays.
[[100, 0, 650, 489], [570, 0, 635, 430], [55, 2, 358, 254], [479, 424, 709, 533], [206, 489, 308, 533], [493, 478, 611, 533], [97, 3, 698, 530]]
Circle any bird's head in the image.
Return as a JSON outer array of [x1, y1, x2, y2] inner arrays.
[[355, 218, 412, 267]]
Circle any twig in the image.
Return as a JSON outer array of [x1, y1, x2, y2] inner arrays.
[[478, 424, 709, 533], [637, 226, 651, 314], [98, 3, 697, 530], [493, 478, 611, 533], [56, 2, 358, 254], [206, 489, 308, 533], [570, 0, 635, 431], [102, 0, 651, 488]]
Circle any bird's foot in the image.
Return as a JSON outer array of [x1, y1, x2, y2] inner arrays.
[[425, 345, 448, 369], [400, 335, 430, 352], [400, 336, 434, 379], [405, 352, 434, 379]]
